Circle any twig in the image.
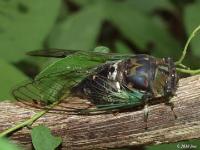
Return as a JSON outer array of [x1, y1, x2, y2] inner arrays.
[[0, 101, 59, 137], [175, 25, 200, 65], [176, 68, 200, 75]]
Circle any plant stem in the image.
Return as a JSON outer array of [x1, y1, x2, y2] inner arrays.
[[176, 68, 200, 75], [175, 25, 200, 65], [177, 63, 190, 69], [0, 101, 59, 137]]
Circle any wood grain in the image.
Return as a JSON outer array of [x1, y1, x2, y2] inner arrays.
[[0, 75, 200, 150]]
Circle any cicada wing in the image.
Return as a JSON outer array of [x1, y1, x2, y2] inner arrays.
[[27, 49, 79, 58], [12, 67, 89, 104], [12, 50, 116, 114], [22, 51, 109, 103], [27, 49, 134, 60], [12, 78, 68, 105], [14, 49, 141, 114], [13, 81, 94, 114], [12, 74, 95, 115], [62, 75, 146, 114], [12, 73, 145, 115]]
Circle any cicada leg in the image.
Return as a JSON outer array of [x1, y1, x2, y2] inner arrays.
[[143, 103, 149, 129], [112, 111, 119, 116], [141, 93, 152, 129], [165, 100, 177, 119]]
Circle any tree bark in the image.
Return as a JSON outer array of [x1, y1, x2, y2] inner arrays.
[[0, 75, 200, 150]]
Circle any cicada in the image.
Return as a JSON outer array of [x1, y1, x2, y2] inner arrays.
[[12, 49, 178, 124]]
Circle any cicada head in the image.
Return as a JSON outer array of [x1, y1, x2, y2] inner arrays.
[[151, 57, 178, 98], [124, 55, 178, 99], [162, 57, 178, 97]]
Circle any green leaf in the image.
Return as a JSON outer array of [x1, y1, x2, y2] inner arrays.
[[0, 59, 27, 100], [31, 125, 62, 150], [0, 138, 22, 150], [106, 1, 180, 58], [94, 46, 110, 53], [48, 5, 104, 50], [184, 1, 200, 57], [0, 0, 61, 62], [126, 0, 174, 13], [73, 0, 99, 7], [115, 40, 132, 54]]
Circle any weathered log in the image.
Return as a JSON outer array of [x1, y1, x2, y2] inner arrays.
[[0, 75, 200, 150]]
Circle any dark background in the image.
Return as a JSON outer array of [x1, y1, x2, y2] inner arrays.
[[0, 0, 200, 149]]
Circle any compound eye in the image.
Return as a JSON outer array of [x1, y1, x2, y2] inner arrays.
[[127, 75, 148, 90]]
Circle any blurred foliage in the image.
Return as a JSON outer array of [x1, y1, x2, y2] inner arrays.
[[48, 4, 103, 50], [1, 0, 200, 99], [0, 59, 27, 99], [0, 0, 61, 62], [0, 0, 200, 149], [184, 0, 200, 57], [0, 138, 21, 150]]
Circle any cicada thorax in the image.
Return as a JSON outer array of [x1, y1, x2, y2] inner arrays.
[[72, 60, 128, 105]]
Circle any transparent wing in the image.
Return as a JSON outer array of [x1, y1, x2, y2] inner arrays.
[[13, 51, 104, 104], [12, 50, 113, 114], [27, 49, 79, 58], [12, 71, 145, 115], [14, 51, 110, 103], [27, 49, 133, 61], [55, 74, 146, 114], [13, 49, 142, 114], [12, 69, 86, 103]]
